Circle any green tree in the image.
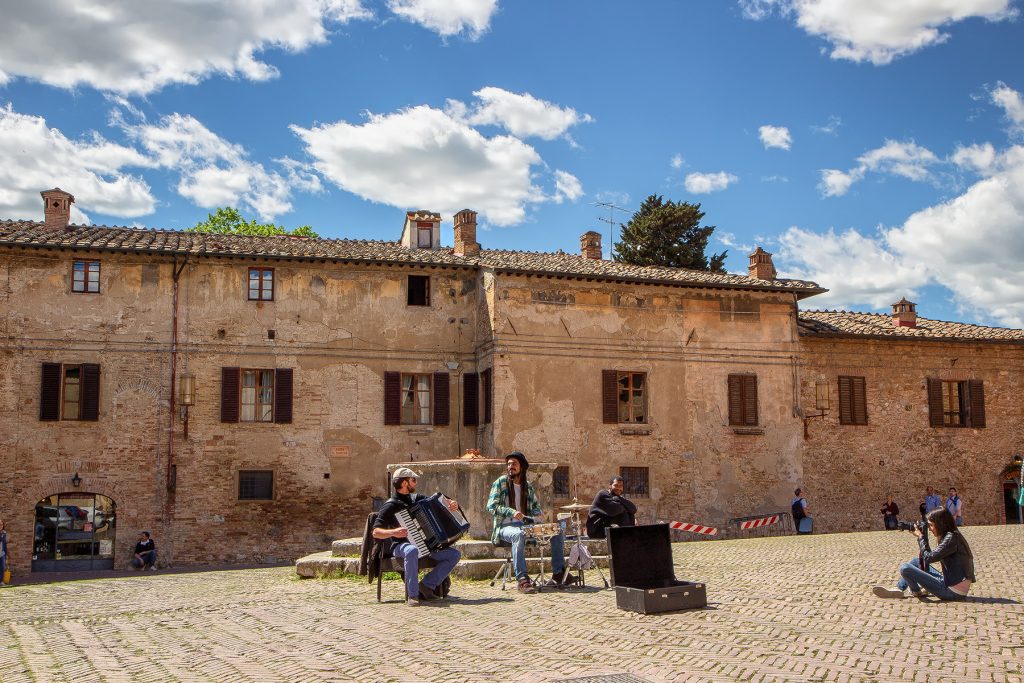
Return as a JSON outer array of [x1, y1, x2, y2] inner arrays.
[[613, 195, 727, 272], [187, 207, 319, 239]]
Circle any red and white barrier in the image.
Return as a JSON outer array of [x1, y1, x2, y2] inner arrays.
[[665, 520, 718, 536], [738, 514, 780, 530]]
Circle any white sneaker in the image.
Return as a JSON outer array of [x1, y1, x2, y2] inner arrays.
[[872, 586, 905, 599], [149, 566, 157, 571]]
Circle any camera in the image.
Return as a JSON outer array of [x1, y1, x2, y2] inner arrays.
[[896, 520, 926, 532]]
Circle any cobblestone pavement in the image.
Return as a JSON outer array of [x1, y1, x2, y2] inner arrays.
[[1, 525, 1022, 683]]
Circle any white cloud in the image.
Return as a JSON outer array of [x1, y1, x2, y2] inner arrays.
[[812, 115, 842, 135], [740, 0, 1016, 65], [552, 170, 584, 204], [684, 171, 739, 194], [292, 104, 576, 226], [783, 143, 1024, 327], [447, 87, 592, 141], [386, 0, 497, 39], [759, 124, 793, 150], [0, 104, 155, 222], [670, 154, 685, 169], [991, 81, 1024, 135], [951, 143, 997, 174], [0, 1, 370, 95], [819, 140, 938, 196], [121, 113, 319, 220]]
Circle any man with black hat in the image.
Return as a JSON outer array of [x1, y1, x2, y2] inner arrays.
[[373, 467, 462, 606], [486, 451, 567, 594]]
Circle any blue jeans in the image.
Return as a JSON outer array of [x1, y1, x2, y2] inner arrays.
[[897, 557, 966, 601], [390, 542, 461, 599], [131, 550, 157, 568], [497, 521, 565, 581]]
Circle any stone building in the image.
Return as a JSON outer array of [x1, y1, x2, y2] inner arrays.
[[1, 188, 1021, 573]]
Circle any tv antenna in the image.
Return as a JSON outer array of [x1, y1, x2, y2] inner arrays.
[[594, 201, 631, 258]]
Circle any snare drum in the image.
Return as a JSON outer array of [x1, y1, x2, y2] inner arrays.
[[523, 521, 564, 539]]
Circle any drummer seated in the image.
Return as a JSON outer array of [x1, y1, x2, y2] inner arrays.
[[586, 476, 637, 539], [486, 451, 567, 594]]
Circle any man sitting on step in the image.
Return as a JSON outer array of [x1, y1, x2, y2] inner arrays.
[[486, 451, 567, 594], [586, 475, 637, 540], [373, 467, 462, 606]]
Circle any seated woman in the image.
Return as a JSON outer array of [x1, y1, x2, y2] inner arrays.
[[872, 508, 975, 601]]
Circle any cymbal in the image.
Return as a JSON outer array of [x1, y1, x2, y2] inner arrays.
[[559, 503, 590, 511]]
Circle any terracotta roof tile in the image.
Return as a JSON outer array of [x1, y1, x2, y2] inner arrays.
[[798, 310, 1024, 341], [0, 220, 824, 295]]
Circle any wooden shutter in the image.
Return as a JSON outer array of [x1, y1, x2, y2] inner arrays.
[[463, 372, 479, 426], [602, 370, 619, 424], [40, 363, 62, 421], [851, 377, 867, 425], [221, 367, 240, 423], [433, 372, 450, 426], [274, 368, 293, 424], [926, 378, 943, 427], [742, 375, 758, 426], [728, 374, 758, 426], [482, 368, 493, 424], [727, 374, 743, 425], [967, 379, 985, 428], [80, 363, 101, 421], [383, 371, 401, 425], [838, 376, 853, 425]]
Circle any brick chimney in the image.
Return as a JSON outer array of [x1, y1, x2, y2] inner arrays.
[[453, 209, 480, 256], [41, 188, 75, 231], [580, 231, 602, 260], [748, 246, 776, 280], [891, 297, 917, 328]]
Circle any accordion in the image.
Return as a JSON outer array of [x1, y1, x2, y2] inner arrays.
[[395, 492, 471, 557]]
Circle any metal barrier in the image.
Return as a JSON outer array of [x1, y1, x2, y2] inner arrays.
[[726, 511, 794, 539]]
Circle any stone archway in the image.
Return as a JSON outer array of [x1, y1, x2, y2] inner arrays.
[[1002, 466, 1022, 525]]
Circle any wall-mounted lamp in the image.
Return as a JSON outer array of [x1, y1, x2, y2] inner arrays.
[[1013, 453, 1023, 468], [71, 472, 82, 487], [179, 374, 196, 406], [804, 381, 830, 439]]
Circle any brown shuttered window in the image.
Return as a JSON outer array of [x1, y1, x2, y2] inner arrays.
[[463, 372, 479, 426], [926, 378, 944, 427], [221, 367, 241, 422], [80, 364, 101, 421], [838, 376, 867, 425], [728, 374, 758, 426], [967, 379, 985, 428], [274, 369, 293, 424], [602, 370, 619, 424], [433, 371, 450, 426], [40, 363, 62, 421], [481, 368, 493, 424], [927, 378, 986, 428], [383, 371, 401, 425]]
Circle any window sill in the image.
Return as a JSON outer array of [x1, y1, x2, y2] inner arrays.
[[404, 426, 434, 434], [619, 427, 651, 436], [731, 426, 764, 435]]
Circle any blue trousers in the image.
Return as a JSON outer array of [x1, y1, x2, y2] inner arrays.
[[390, 542, 461, 599], [897, 557, 966, 601], [131, 550, 157, 568], [498, 521, 565, 581]]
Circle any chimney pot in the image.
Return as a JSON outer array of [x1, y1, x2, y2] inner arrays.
[[891, 297, 917, 328], [41, 188, 75, 231], [580, 231, 602, 260], [748, 246, 776, 280], [453, 209, 480, 256]]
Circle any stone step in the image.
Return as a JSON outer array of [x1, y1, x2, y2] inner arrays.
[[331, 536, 607, 560], [295, 550, 610, 582]]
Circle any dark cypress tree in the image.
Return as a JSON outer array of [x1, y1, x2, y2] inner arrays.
[[613, 195, 727, 272]]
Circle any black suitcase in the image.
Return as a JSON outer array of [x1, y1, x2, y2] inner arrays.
[[607, 523, 708, 614]]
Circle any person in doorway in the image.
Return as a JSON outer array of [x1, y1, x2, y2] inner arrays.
[[372, 467, 462, 606], [131, 531, 157, 570], [587, 475, 637, 539], [945, 487, 963, 526], [792, 488, 812, 534], [0, 519, 11, 586], [880, 494, 900, 530], [486, 451, 567, 594]]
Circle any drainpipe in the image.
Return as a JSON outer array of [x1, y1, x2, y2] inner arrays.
[[166, 256, 188, 559]]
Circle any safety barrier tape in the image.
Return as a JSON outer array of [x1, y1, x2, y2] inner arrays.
[[738, 514, 781, 530], [665, 520, 718, 536]]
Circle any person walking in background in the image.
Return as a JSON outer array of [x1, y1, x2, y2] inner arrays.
[[945, 487, 963, 526], [881, 495, 900, 530], [792, 488, 812, 534], [0, 519, 11, 586]]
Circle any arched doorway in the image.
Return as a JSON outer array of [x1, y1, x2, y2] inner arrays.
[[32, 493, 116, 571], [1004, 468, 1023, 525]]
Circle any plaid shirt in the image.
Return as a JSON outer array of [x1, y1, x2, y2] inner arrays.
[[486, 474, 542, 543]]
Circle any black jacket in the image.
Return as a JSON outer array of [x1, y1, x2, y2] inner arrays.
[[373, 492, 422, 554], [921, 531, 976, 586], [587, 490, 637, 538]]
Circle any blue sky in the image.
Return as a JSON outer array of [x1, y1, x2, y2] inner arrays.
[[2, 1, 1023, 326]]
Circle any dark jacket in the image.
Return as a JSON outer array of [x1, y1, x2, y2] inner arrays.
[[587, 490, 637, 538], [920, 531, 976, 586], [373, 492, 421, 554]]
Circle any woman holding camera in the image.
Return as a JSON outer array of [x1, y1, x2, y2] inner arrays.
[[872, 508, 975, 601]]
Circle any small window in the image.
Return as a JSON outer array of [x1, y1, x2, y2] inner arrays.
[[401, 373, 432, 424], [838, 376, 868, 425], [942, 381, 964, 426], [617, 371, 647, 424], [727, 374, 758, 426], [553, 466, 570, 496], [72, 260, 100, 293], [620, 467, 649, 497], [248, 267, 274, 301], [417, 224, 433, 248], [927, 378, 985, 429], [62, 366, 81, 420], [239, 470, 274, 500], [240, 369, 275, 422], [407, 275, 430, 306]]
